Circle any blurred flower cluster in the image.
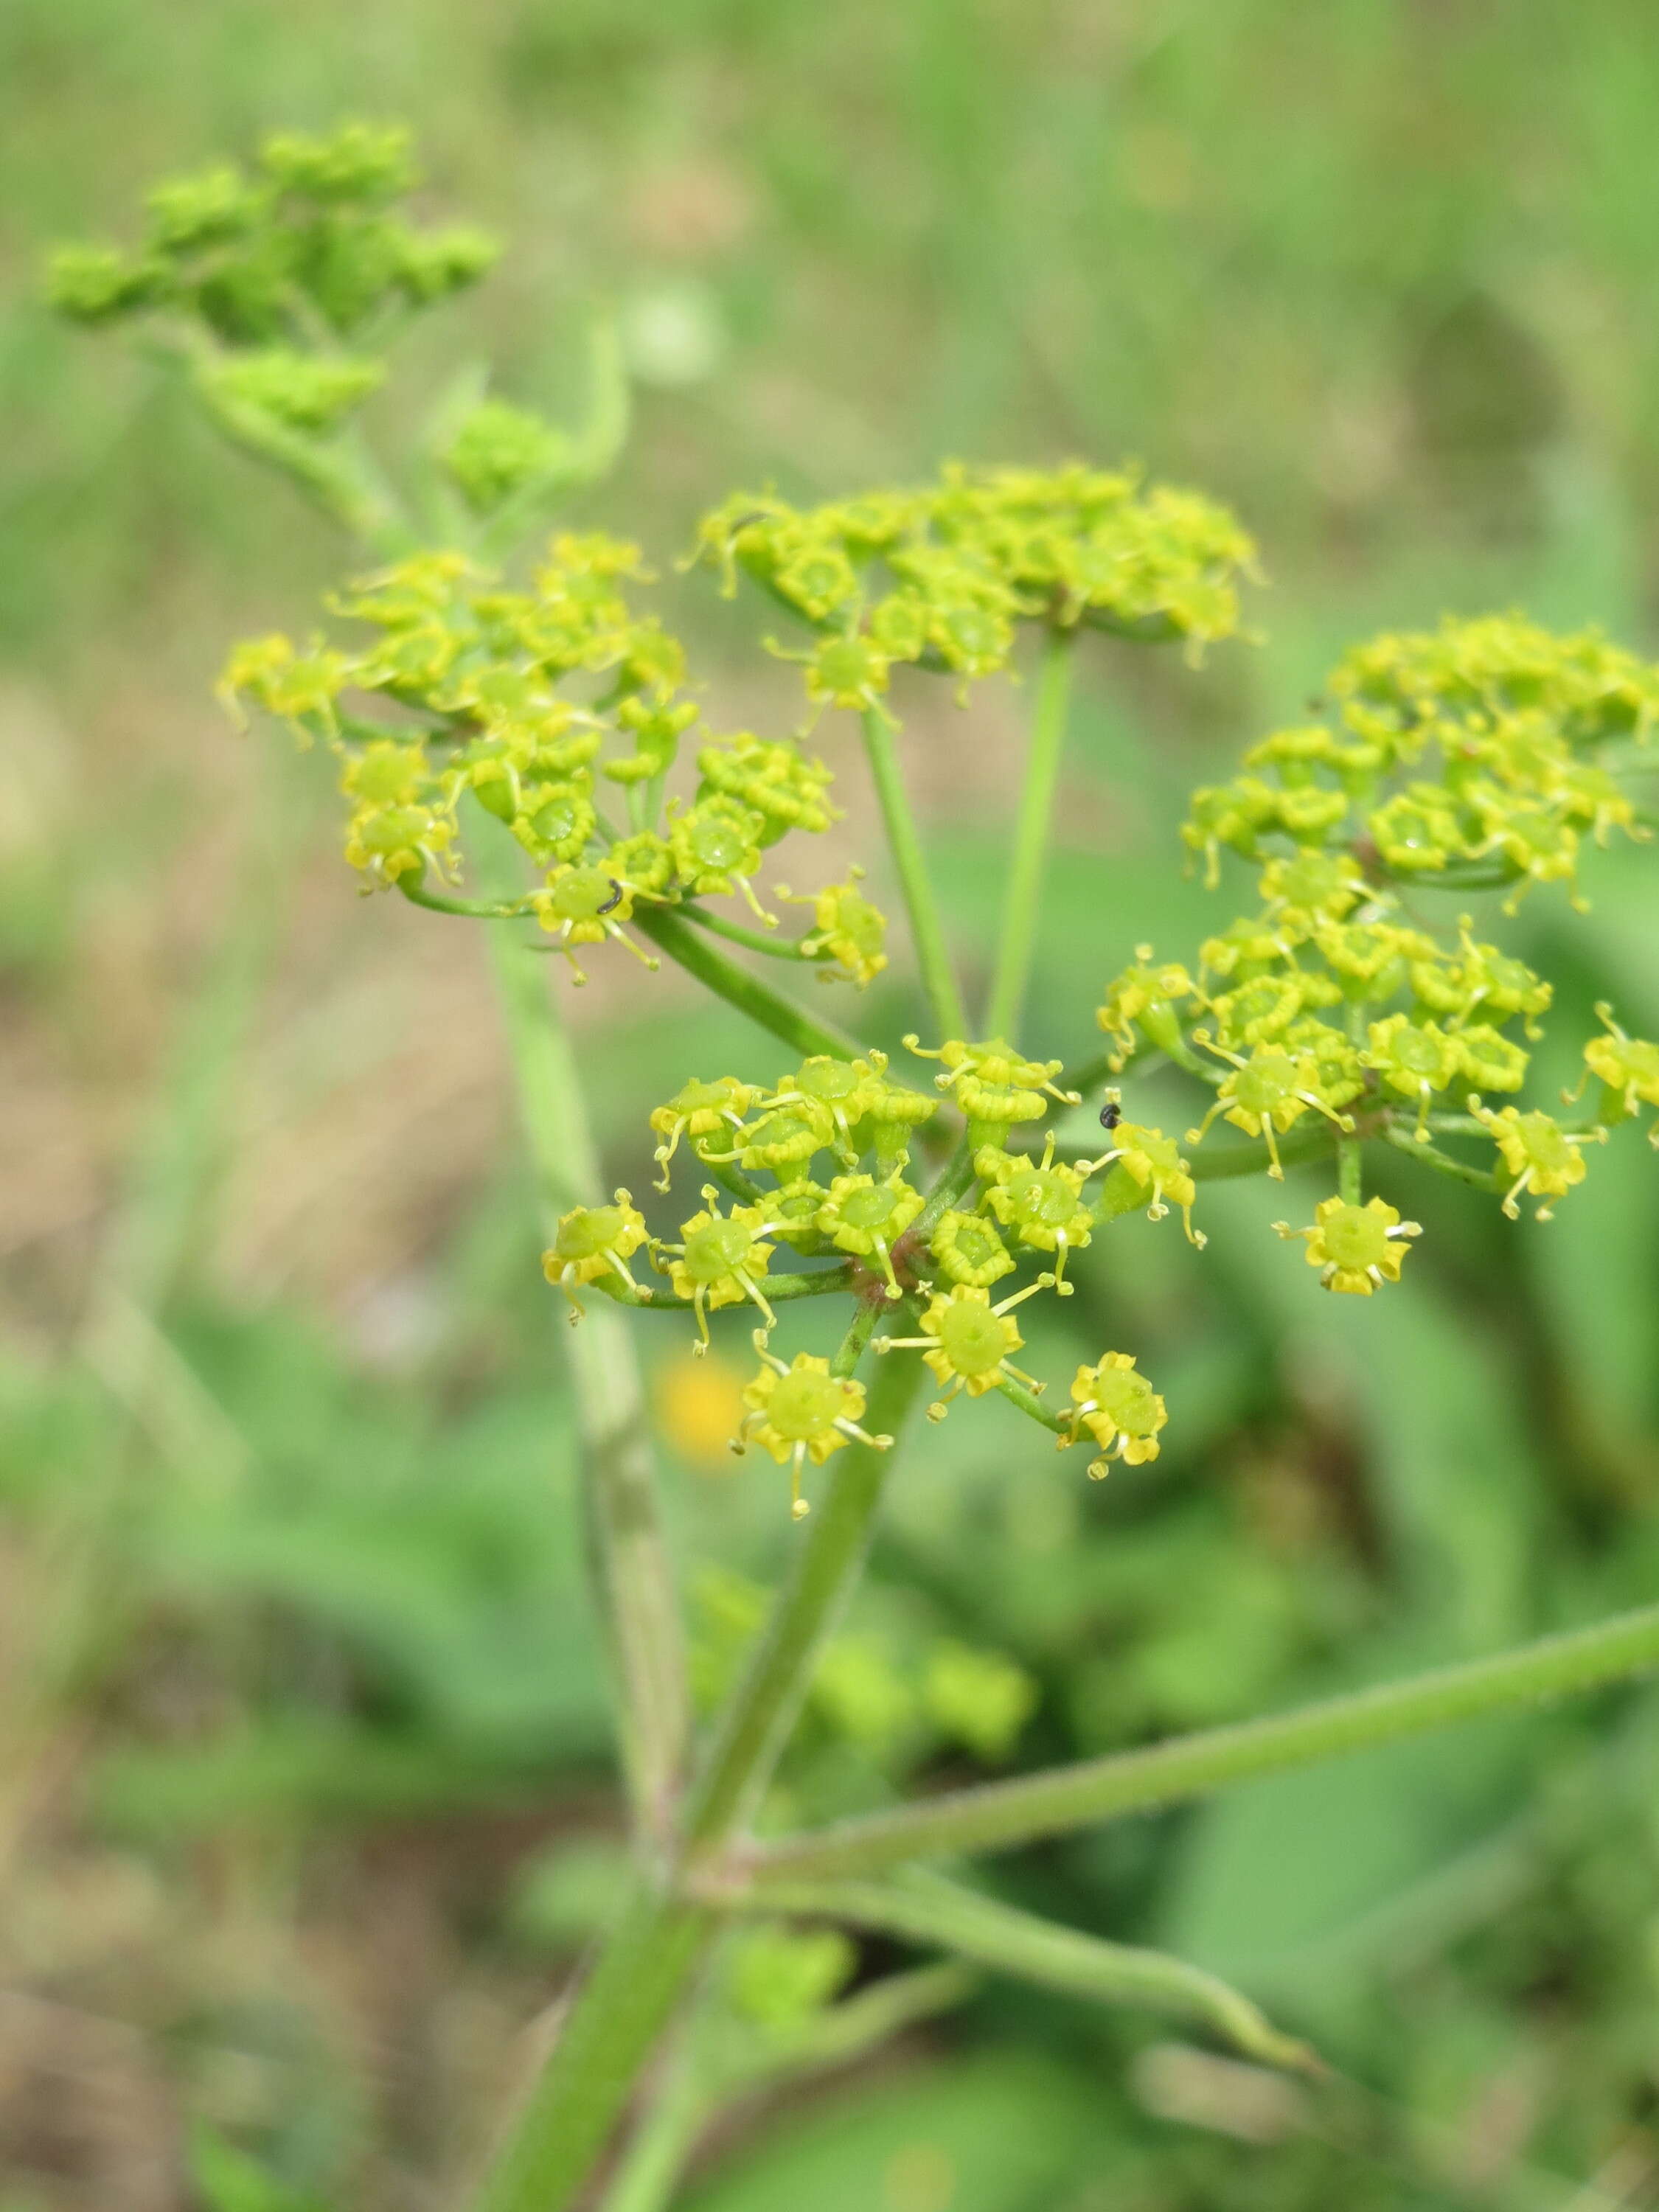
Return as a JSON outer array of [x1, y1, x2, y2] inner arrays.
[[222, 540, 882, 981], [696, 460, 1258, 711]]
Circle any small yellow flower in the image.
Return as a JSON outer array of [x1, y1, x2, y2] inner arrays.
[[977, 1135, 1094, 1291], [1474, 1104, 1604, 1220], [532, 863, 661, 984], [1095, 945, 1200, 1063], [1188, 1041, 1354, 1178], [1275, 1195, 1421, 1294], [1580, 1004, 1659, 1143], [734, 1337, 892, 1519], [1364, 1013, 1463, 1141], [815, 1172, 924, 1298], [1089, 1121, 1204, 1246], [757, 1054, 892, 1161], [906, 1036, 1079, 1136], [648, 1077, 762, 1191], [876, 1277, 1052, 1421], [655, 1189, 784, 1352], [1064, 1353, 1167, 1475], [343, 799, 457, 888], [668, 795, 774, 922], [543, 1190, 650, 1318], [775, 868, 890, 988], [926, 1208, 1015, 1288]]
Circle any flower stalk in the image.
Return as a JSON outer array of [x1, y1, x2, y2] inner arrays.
[[984, 626, 1073, 1042], [734, 1599, 1659, 1885]]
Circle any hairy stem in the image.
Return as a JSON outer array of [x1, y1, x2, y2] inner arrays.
[[736, 1599, 1659, 1883], [984, 628, 1073, 1043], [485, 904, 689, 1840], [637, 905, 863, 1060], [860, 703, 968, 1041], [741, 1871, 1315, 2073], [474, 1888, 712, 2212]]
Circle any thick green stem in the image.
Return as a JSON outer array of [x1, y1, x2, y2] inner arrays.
[[683, 1343, 928, 1851], [984, 629, 1073, 1043], [485, 909, 689, 1841], [636, 906, 863, 1060], [860, 704, 968, 1042], [594, 2031, 712, 2212], [742, 1871, 1315, 2074], [736, 1599, 1659, 1884], [474, 1888, 713, 2212]]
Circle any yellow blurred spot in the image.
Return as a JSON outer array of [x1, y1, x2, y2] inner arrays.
[[885, 2142, 956, 2212], [655, 1349, 745, 1472]]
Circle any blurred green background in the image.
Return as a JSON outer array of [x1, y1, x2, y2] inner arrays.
[[5, 3, 1659, 2206]]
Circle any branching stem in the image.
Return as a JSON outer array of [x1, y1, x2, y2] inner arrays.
[[734, 1599, 1659, 1885], [637, 905, 864, 1061]]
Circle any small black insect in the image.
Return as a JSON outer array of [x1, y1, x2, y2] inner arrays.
[[597, 880, 625, 916], [1099, 1096, 1122, 1131]]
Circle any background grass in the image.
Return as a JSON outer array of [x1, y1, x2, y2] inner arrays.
[[4, 4, 1659, 2207]]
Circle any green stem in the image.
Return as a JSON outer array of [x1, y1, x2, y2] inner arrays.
[[993, 1372, 1068, 1438], [1059, 1125, 1338, 1180], [860, 703, 968, 1042], [984, 628, 1073, 1043], [830, 1298, 885, 1378], [1338, 999, 1366, 1203], [1189, 1125, 1339, 1181], [736, 1599, 1659, 1884], [680, 902, 826, 963], [594, 2032, 711, 2212], [742, 1871, 1315, 2074], [910, 1134, 978, 1241], [485, 900, 689, 1842], [400, 881, 536, 921], [683, 1342, 928, 1851], [1383, 1124, 1502, 1192], [1062, 1043, 1144, 1102], [637, 906, 863, 1061], [590, 1263, 856, 1313], [474, 1888, 712, 2212]]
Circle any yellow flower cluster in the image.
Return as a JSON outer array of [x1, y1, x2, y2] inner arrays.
[[695, 462, 1257, 711], [1100, 612, 1659, 1284], [544, 1037, 1200, 1516], [223, 543, 886, 984], [1183, 614, 1655, 905]]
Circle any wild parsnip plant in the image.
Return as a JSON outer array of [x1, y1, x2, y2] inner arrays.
[[53, 125, 1659, 2212]]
